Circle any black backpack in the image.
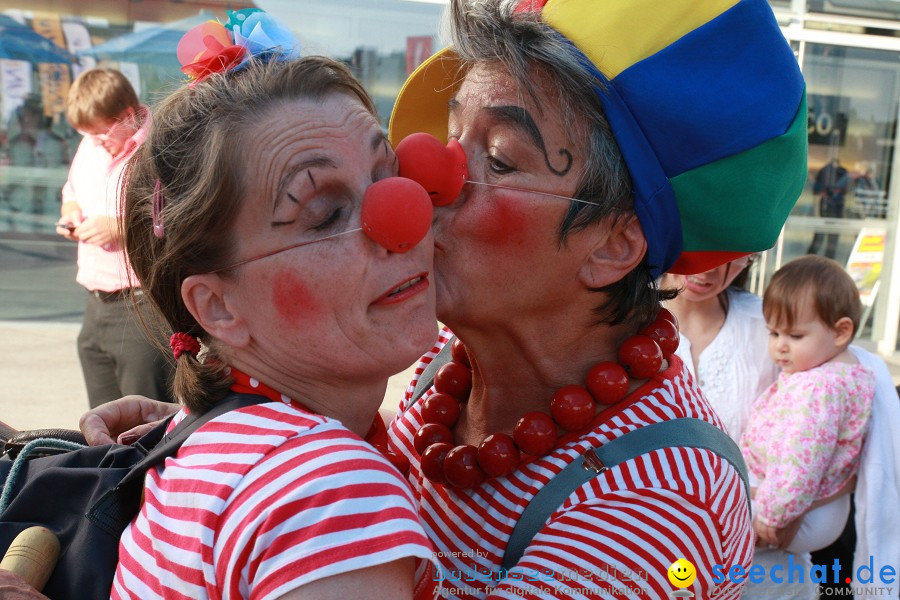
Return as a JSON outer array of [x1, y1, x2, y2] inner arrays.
[[0, 393, 268, 599]]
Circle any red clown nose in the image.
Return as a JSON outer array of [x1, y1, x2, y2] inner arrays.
[[361, 177, 433, 253], [395, 132, 468, 206]]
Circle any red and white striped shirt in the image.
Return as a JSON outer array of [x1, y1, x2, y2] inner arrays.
[[112, 399, 434, 600], [388, 328, 753, 599]]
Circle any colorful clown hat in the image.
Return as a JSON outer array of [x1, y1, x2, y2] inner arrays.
[[389, 0, 807, 276]]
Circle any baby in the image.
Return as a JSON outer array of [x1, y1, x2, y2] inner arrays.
[[741, 255, 873, 552]]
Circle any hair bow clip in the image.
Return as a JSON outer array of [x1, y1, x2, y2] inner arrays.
[[176, 9, 301, 82]]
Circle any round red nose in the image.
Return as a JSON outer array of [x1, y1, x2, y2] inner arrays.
[[395, 132, 468, 206], [361, 177, 433, 253]]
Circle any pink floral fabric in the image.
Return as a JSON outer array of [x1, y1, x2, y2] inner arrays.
[[741, 361, 873, 527]]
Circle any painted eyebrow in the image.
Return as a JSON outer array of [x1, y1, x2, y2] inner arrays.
[[447, 97, 543, 142], [485, 105, 545, 150]]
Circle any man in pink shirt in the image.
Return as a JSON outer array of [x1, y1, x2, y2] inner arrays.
[[56, 68, 173, 408]]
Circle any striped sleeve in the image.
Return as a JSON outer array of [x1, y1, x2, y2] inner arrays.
[[216, 425, 432, 599], [112, 402, 434, 600]]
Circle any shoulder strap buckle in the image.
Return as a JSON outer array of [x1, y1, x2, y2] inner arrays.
[[581, 449, 608, 474]]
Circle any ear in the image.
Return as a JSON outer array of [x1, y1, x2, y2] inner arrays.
[[832, 316, 855, 347], [578, 215, 648, 289], [181, 274, 250, 348]]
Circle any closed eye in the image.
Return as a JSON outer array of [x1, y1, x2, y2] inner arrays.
[[313, 207, 343, 231]]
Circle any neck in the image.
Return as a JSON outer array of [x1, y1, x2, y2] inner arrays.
[[448, 313, 642, 445], [227, 352, 386, 438], [665, 290, 728, 363]]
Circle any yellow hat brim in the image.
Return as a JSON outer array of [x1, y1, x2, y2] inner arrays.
[[388, 48, 464, 147]]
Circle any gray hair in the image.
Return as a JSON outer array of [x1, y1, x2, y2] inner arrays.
[[448, 0, 674, 326]]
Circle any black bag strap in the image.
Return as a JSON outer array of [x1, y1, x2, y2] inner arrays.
[[86, 393, 275, 536], [117, 392, 273, 488], [411, 336, 455, 404], [501, 417, 751, 570]]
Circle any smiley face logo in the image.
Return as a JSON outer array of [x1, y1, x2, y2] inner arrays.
[[667, 558, 696, 588]]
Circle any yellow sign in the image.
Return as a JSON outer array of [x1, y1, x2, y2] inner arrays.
[[846, 227, 885, 307], [31, 12, 71, 119]]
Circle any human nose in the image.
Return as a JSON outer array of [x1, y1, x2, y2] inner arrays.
[[360, 177, 433, 253], [774, 335, 788, 353]]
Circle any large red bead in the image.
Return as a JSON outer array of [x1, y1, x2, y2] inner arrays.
[[585, 361, 629, 404], [395, 132, 468, 206], [657, 307, 679, 330], [413, 423, 454, 455], [617, 335, 663, 379], [550, 385, 595, 431], [450, 338, 471, 368], [361, 177, 433, 253], [443, 445, 485, 489], [420, 442, 452, 484], [433, 362, 472, 398], [421, 392, 461, 427], [641, 315, 679, 356], [513, 412, 557, 456], [477, 433, 520, 478]]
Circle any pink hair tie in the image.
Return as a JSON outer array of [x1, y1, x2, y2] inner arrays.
[[152, 179, 165, 239], [170, 332, 200, 360]]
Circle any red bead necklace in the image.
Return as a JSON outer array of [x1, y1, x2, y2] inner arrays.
[[414, 309, 680, 490]]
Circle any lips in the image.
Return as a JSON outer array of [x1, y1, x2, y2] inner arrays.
[[374, 272, 429, 305]]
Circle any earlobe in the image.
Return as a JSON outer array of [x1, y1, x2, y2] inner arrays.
[[578, 215, 648, 289], [181, 274, 250, 347], [833, 316, 855, 347]]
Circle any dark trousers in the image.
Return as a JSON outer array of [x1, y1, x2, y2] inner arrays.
[[807, 195, 845, 259], [811, 495, 856, 597], [77, 291, 174, 408]]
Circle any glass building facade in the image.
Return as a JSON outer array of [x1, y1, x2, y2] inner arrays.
[[1, 0, 900, 352]]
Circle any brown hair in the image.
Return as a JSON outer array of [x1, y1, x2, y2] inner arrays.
[[66, 68, 140, 129], [763, 255, 862, 336], [122, 56, 376, 413]]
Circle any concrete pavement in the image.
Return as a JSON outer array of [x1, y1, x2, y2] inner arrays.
[[0, 319, 420, 431]]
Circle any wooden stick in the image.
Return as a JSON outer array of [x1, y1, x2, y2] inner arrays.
[[0, 526, 59, 592]]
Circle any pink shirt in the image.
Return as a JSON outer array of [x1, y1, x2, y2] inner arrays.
[[62, 107, 148, 292], [741, 361, 874, 527]]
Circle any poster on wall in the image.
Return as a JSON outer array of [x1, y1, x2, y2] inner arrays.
[[62, 21, 96, 79], [30, 12, 71, 119], [808, 94, 849, 147], [0, 59, 33, 126], [845, 227, 885, 307]]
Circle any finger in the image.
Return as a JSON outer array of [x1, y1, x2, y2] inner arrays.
[[78, 413, 116, 446], [116, 422, 160, 445]]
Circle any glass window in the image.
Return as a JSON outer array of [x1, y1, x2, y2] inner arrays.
[[0, 1, 443, 323], [763, 42, 900, 340], [807, 0, 900, 21]]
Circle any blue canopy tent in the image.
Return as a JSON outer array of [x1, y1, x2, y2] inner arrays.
[[0, 15, 76, 63], [77, 12, 215, 69]]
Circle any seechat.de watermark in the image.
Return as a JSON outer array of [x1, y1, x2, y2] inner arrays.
[[711, 555, 896, 597]]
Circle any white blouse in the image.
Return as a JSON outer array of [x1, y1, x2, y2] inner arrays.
[[674, 288, 779, 443]]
